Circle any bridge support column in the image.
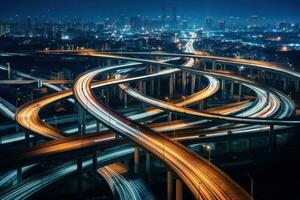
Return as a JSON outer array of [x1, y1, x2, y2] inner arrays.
[[96, 121, 102, 133], [77, 154, 82, 198], [191, 74, 196, 94], [230, 82, 234, 98], [212, 60, 216, 71], [295, 80, 300, 92], [221, 79, 226, 99], [146, 152, 151, 181], [248, 137, 252, 153], [238, 83, 244, 101], [17, 167, 22, 183], [169, 74, 175, 98], [139, 81, 143, 93], [25, 131, 30, 148], [143, 81, 147, 95], [134, 146, 139, 173], [156, 66, 161, 97], [7, 62, 11, 80], [176, 179, 183, 200], [182, 72, 187, 95], [149, 65, 155, 96], [107, 59, 112, 66], [92, 150, 98, 186], [123, 93, 128, 108], [199, 100, 205, 111], [77, 104, 86, 135], [105, 89, 110, 105], [167, 170, 173, 200], [228, 131, 233, 153], [203, 62, 207, 71], [269, 125, 275, 152]]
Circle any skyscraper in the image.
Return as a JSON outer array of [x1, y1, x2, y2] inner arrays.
[[205, 16, 213, 31], [130, 16, 141, 32], [250, 16, 258, 27], [219, 20, 225, 32]]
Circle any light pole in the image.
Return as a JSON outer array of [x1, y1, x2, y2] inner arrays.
[[203, 144, 211, 164], [165, 96, 172, 121], [248, 174, 254, 200]]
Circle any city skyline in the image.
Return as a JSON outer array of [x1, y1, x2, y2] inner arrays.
[[0, 0, 299, 22]]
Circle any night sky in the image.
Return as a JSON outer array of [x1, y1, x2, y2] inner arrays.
[[0, 0, 299, 21]]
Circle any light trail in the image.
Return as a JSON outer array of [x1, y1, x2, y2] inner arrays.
[[73, 61, 250, 200], [98, 162, 155, 200]]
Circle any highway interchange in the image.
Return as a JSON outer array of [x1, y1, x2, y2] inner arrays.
[[0, 32, 300, 200]]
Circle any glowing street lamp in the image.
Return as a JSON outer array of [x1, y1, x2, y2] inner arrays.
[[203, 144, 211, 164]]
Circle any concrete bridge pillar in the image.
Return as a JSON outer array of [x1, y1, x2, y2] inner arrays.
[[25, 131, 30, 148], [143, 82, 147, 95], [146, 152, 151, 181], [77, 104, 86, 135], [248, 137, 252, 153], [139, 81, 143, 93], [105, 89, 110, 105], [156, 66, 161, 97], [203, 62, 207, 71], [221, 79, 226, 99], [269, 125, 275, 152], [123, 93, 128, 108], [92, 150, 98, 186], [182, 72, 187, 95], [212, 60, 216, 71], [149, 65, 155, 96], [176, 179, 183, 200], [199, 100, 205, 111], [230, 82, 235, 98], [77, 154, 82, 198], [17, 167, 22, 184], [295, 80, 300, 92], [118, 89, 123, 102], [96, 121, 102, 132], [7, 62, 11, 80], [191, 74, 196, 94], [107, 59, 112, 66], [169, 74, 175, 98], [238, 83, 244, 100], [167, 170, 173, 200], [134, 146, 139, 173]]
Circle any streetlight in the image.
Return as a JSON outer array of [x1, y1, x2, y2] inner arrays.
[[203, 144, 211, 164], [238, 66, 245, 77], [165, 96, 172, 121]]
